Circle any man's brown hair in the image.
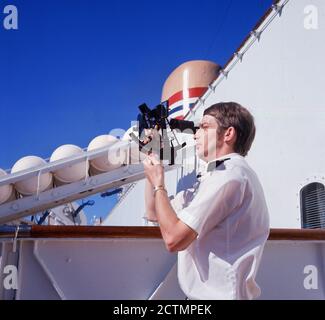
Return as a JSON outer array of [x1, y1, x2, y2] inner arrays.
[[203, 102, 256, 157]]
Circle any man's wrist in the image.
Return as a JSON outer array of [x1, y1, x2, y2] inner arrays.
[[153, 185, 167, 197]]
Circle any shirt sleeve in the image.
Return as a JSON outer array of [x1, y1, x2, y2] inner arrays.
[[170, 183, 199, 213], [177, 178, 247, 237], [170, 192, 186, 213]]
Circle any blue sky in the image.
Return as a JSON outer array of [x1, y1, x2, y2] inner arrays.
[[0, 0, 272, 223]]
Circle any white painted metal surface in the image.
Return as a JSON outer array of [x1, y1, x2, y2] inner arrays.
[[257, 241, 325, 299], [0, 238, 179, 300], [1, 237, 324, 299]]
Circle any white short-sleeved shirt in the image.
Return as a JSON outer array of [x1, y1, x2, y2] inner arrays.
[[170, 153, 270, 300]]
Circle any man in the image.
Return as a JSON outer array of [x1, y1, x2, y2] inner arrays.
[[143, 102, 269, 300]]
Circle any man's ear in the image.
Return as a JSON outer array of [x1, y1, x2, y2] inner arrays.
[[224, 127, 236, 143]]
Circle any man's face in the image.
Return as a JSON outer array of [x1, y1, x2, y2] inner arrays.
[[194, 115, 224, 162]]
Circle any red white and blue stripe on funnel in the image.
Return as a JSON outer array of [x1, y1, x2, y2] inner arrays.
[[167, 87, 208, 120]]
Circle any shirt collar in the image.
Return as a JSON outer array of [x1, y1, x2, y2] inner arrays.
[[207, 153, 240, 164], [206, 153, 241, 172], [196, 153, 242, 180]]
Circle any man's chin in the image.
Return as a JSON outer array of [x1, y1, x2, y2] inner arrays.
[[195, 150, 208, 162]]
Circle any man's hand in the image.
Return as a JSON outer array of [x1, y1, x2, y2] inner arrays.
[[141, 127, 164, 157], [143, 153, 165, 187], [142, 127, 160, 145]]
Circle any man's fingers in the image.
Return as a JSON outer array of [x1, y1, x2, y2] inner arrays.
[[143, 157, 154, 167], [143, 158, 150, 168], [144, 151, 161, 166], [148, 153, 160, 165]]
